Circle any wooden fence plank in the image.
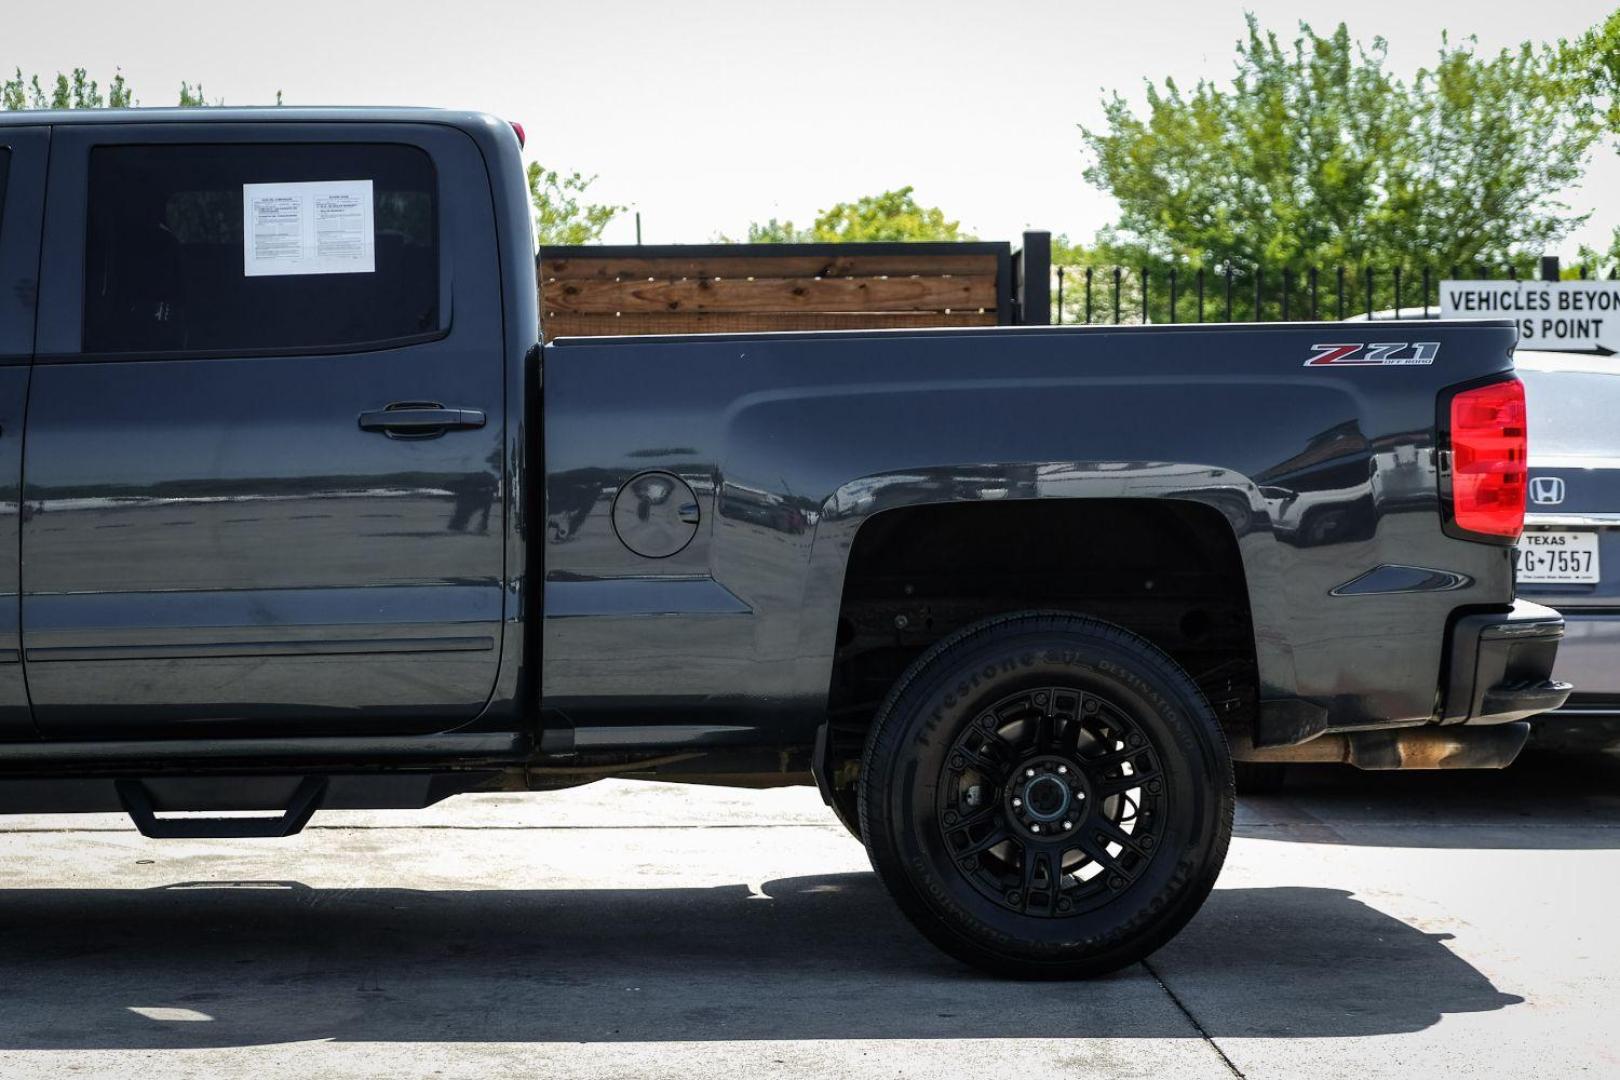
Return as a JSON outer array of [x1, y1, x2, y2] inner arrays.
[[542, 275, 997, 315], [542, 311, 998, 341], [540, 253, 999, 281]]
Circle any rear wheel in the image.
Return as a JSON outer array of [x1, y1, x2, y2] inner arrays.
[[859, 611, 1234, 978]]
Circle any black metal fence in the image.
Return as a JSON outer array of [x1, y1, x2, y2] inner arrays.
[[1050, 259, 1615, 326]]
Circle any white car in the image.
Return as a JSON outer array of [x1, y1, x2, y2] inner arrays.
[[1516, 349, 1620, 749]]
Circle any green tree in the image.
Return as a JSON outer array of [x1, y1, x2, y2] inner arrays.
[[1077, 16, 1599, 319], [528, 162, 623, 246], [735, 186, 973, 243], [1577, 229, 1620, 279], [3, 67, 134, 109], [740, 217, 809, 243], [2, 68, 233, 110], [1568, 7, 1619, 136], [1567, 9, 1620, 277]]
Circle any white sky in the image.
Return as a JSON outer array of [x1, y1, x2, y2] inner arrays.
[[11, 0, 1619, 258]]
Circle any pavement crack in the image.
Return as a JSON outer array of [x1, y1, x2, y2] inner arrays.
[[1141, 957, 1245, 1079]]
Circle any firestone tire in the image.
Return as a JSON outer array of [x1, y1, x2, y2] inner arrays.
[[858, 611, 1234, 979]]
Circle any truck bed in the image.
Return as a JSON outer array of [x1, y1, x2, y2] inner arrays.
[[541, 319, 1520, 749]]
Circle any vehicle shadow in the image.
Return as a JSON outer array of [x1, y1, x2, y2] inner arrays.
[[1235, 749, 1620, 850], [0, 876, 1517, 1049]]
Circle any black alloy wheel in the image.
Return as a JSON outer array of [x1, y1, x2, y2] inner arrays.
[[859, 611, 1234, 978], [937, 684, 1169, 919]]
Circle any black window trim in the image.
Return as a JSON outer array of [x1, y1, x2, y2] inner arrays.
[[0, 135, 39, 366], [37, 328, 451, 366], [74, 136, 450, 364]]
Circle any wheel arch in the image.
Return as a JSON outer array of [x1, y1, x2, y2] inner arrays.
[[808, 487, 1262, 836]]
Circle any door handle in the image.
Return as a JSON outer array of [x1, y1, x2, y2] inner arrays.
[[358, 403, 487, 437]]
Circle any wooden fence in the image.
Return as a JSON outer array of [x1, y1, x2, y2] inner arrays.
[[538, 239, 1049, 342]]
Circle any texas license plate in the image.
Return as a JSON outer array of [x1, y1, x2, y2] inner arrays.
[[1515, 530, 1601, 584]]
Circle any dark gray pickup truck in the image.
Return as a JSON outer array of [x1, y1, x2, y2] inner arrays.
[[0, 108, 1571, 977]]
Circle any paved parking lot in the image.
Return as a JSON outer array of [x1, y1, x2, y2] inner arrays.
[[0, 752, 1615, 1079]]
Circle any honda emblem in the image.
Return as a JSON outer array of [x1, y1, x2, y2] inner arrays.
[[1529, 476, 1566, 506]]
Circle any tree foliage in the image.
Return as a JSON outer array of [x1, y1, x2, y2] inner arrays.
[[1568, 8, 1620, 277], [739, 217, 810, 243], [1577, 228, 1620, 280], [736, 187, 973, 243], [1569, 7, 1619, 137], [3, 68, 235, 109], [527, 162, 623, 246], [1080, 16, 1598, 281], [3, 68, 134, 110]]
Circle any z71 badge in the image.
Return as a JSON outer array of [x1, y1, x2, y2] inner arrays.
[[1304, 342, 1440, 367]]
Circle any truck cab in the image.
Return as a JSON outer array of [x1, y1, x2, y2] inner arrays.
[[0, 110, 536, 748]]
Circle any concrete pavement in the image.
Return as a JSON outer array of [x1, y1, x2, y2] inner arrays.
[[0, 752, 1615, 1078]]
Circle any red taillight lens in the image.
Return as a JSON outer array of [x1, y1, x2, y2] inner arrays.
[[1448, 377, 1527, 539], [510, 121, 526, 148]]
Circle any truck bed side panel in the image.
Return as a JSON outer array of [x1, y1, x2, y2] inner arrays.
[[541, 321, 1518, 744]]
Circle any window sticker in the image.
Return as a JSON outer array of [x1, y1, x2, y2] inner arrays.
[[243, 179, 375, 276]]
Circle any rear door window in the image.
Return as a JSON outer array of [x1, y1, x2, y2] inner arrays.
[[0, 147, 10, 215], [83, 142, 438, 356]]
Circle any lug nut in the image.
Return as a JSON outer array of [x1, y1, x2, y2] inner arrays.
[[1141, 836, 1154, 849], [943, 811, 959, 826], [1026, 768, 1036, 778], [1062, 821, 1072, 830], [1108, 876, 1124, 890], [1006, 891, 1021, 905], [951, 755, 964, 769], [1030, 824, 1040, 833], [1148, 781, 1162, 794], [1012, 797, 1022, 808], [1056, 765, 1067, 774]]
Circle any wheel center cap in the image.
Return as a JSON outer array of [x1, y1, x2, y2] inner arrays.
[[1005, 756, 1089, 836], [1023, 775, 1070, 821]]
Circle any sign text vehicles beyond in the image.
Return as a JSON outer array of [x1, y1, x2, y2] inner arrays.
[[1441, 280, 1620, 354]]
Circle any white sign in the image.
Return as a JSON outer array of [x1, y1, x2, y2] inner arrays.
[[243, 179, 375, 277], [1440, 280, 1619, 353]]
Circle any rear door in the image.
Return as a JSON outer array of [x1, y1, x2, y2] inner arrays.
[[24, 121, 507, 738], [0, 128, 46, 739]]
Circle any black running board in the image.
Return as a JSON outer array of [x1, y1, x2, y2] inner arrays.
[[0, 731, 526, 769], [0, 769, 504, 818], [117, 776, 327, 838]]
